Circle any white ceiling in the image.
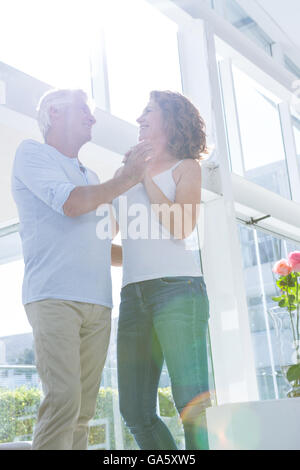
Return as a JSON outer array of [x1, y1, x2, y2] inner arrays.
[[255, 0, 300, 50]]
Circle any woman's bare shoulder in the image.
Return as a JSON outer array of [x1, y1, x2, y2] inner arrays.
[[173, 158, 201, 182]]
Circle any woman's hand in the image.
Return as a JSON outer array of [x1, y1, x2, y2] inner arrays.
[[123, 141, 152, 163], [122, 141, 152, 184]]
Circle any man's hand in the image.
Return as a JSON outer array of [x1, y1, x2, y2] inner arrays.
[[121, 141, 152, 185], [63, 142, 152, 218]]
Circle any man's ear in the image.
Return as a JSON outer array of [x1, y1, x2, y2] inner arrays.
[[49, 105, 61, 123]]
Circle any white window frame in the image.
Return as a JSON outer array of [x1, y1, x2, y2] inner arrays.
[[235, 0, 300, 72]]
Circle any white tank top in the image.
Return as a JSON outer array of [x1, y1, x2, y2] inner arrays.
[[113, 160, 202, 287]]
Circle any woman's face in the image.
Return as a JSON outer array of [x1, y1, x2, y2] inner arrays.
[[136, 99, 167, 145]]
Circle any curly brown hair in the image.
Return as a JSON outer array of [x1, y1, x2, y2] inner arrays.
[[150, 90, 208, 161]]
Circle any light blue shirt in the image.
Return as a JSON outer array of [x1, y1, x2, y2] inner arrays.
[[11, 139, 112, 308]]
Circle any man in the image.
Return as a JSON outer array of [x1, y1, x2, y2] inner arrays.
[[11, 88, 150, 450]]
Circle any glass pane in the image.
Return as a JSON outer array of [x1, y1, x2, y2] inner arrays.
[[0, 233, 28, 338], [102, 0, 182, 124], [292, 113, 300, 161], [212, 0, 273, 55], [1, 0, 93, 91], [284, 56, 300, 79], [0, 231, 40, 444], [238, 222, 300, 400], [232, 66, 291, 198], [0, 107, 27, 224]]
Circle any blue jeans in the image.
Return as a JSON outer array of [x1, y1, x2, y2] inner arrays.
[[117, 276, 211, 450]]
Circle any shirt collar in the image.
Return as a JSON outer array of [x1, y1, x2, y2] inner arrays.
[[44, 143, 87, 173]]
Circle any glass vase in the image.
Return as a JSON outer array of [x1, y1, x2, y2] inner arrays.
[[269, 306, 300, 398]]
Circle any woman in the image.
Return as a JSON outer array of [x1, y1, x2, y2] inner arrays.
[[113, 90, 211, 450]]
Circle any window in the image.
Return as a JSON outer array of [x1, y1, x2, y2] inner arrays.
[[0, 231, 26, 337], [212, 0, 273, 55], [101, 0, 182, 124], [239, 227, 282, 269], [0, 231, 40, 443], [292, 113, 300, 160], [228, 65, 291, 198], [1, 0, 94, 92], [238, 223, 300, 400], [284, 56, 300, 79]]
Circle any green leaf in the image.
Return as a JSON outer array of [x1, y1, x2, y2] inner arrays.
[[278, 280, 287, 286], [279, 299, 287, 308], [288, 295, 296, 303], [272, 296, 283, 302], [286, 363, 300, 383]]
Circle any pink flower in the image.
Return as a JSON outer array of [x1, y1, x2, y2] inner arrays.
[[272, 259, 292, 276], [288, 251, 300, 273]]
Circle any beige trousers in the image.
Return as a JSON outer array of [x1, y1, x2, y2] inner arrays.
[[25, 299, 111, 450]]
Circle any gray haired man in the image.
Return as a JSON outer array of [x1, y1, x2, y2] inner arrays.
[[11, 89, 151, 450]]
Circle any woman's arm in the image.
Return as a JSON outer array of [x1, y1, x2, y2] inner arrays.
[[110, 167, 123, 266], [110, 166, 122, 238], [143, 159, 202, 239], [111, 243, 122, 267]]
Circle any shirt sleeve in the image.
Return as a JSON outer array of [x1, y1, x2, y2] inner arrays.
[[13, 140, 76, 216]]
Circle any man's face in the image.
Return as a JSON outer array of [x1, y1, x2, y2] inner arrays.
[[60, 95, 96, 145]]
